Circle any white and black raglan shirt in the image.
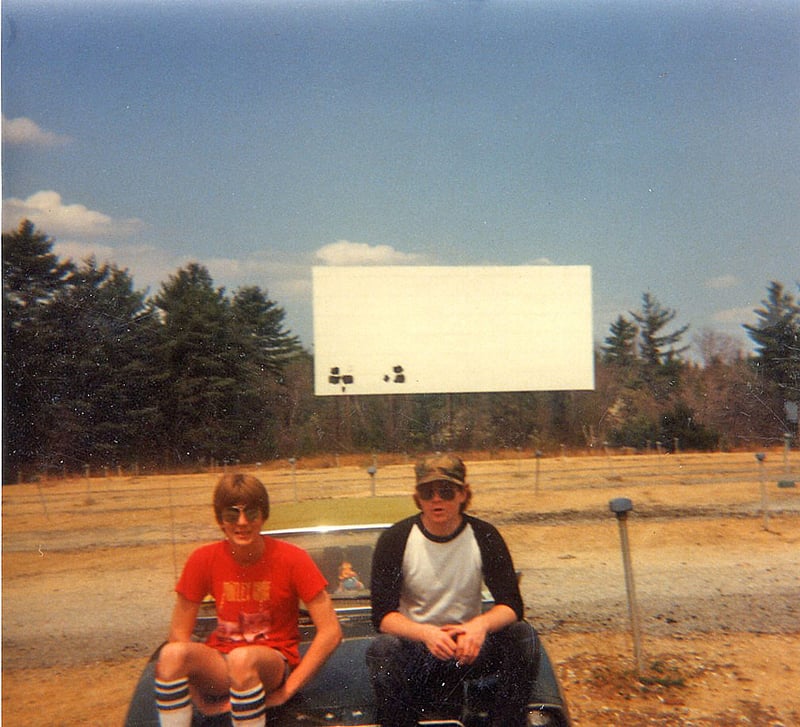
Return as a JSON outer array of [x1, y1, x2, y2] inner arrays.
[[370, 514, 524, 631]]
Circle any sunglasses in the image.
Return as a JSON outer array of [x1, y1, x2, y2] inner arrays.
[[221, 505, 261, 523], [416, 482, 463, 501]]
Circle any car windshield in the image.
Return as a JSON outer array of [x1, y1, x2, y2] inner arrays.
[[263, 524, 389, 603]]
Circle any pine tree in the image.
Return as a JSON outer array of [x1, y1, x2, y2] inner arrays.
[[631, 292, 689, 367], [601, 315, 638, 366], [152, 263, 240, 463], [231, 285, 300, 375], [2, 221, 74, 476], [36, 258, 160, 470], [743, 281, 800, 399]]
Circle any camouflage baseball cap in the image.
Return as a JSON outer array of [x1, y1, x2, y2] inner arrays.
[[415, 453, 467, 487]]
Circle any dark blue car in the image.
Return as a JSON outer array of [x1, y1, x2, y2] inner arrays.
[[126, 524, 571, 727]]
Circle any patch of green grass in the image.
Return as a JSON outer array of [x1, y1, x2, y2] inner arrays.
[[581, 656, 689, 693], [639, 659, 687, 688], [267, 495, 417, 530]]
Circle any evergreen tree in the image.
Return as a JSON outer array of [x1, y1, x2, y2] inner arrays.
[[743, 281, 800, 399], [601, 315, 638, 366], [151, 264, 302, 464], [2, 220, 74, 476], [631, 292, 690, 367], [153, 263, 244, 464], [231, 285, 301, 375], [228, 285, 301, 459], [3, 220, 74, 315], [601, 294, 692, 447], [37, 258, 160, 470]]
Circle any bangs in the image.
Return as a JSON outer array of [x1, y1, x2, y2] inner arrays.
[[213, 473, 270, 521]]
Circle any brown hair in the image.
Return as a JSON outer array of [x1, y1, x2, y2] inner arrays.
[[213, 473, 270, 523]]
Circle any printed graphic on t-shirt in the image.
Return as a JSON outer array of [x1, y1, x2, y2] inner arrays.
[[221, 578, 271, 604], [215, 578, 272, 643]]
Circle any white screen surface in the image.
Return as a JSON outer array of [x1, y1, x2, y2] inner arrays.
[[313, 266, 594, 395]]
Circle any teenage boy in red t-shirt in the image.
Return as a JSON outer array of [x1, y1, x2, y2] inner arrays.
[[155, 473, 342, 727]]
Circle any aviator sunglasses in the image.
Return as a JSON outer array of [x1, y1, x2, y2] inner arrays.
[[221, 504, 261, 523], [416, 482, 463, 501]]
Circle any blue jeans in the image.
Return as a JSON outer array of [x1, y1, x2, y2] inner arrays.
[[366, 621, 539, 727]]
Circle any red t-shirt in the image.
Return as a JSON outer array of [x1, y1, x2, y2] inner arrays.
[[176, 536, 327, 665]]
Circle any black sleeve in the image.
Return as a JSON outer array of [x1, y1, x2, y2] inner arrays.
[[470, 516, 525, 620], [370, 517, 416, 631]]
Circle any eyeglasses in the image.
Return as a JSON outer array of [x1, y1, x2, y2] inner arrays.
[[416, 482, 463, 501], [221, 505, 261, 523]]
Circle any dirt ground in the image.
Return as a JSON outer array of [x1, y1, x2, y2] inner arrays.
[[3, 451, 800, 726]]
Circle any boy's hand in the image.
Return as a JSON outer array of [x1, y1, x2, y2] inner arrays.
[[451, 620, 488, 665], [425, 624, 463, 660]]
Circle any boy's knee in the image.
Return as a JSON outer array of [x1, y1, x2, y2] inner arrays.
[[156, 641, 190, 678], [226, 646, 284, 691], [225, 646, 259, 680], [506, 620, 537, 642], [496, 621, 539, 668]]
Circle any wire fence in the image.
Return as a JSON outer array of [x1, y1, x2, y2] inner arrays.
[[3, 449, 799, 561], [5, 448, 798, 513]]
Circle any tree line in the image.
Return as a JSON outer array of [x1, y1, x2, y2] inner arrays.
[[3, 220, 798, 479]]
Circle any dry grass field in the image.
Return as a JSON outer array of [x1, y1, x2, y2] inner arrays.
[[3, 450, 800, 726]]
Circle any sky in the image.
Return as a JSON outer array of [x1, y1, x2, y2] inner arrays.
[[2, 0, 798, 359]]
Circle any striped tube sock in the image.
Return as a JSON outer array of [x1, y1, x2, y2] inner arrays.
[[230, 684, 267, 727], [154, 677, 192, 727]]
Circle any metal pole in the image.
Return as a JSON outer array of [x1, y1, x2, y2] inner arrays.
[[778, 433, 796, 488], [35, 480, 50, 520], [84, 465, 95, 505], [289, 458, 297, 503], [784, 433, 791, 476], [603, 441, 616, 479], [756, 453, 768, 530], [610, 497, 645, 675], [534, 450, 542, 495]]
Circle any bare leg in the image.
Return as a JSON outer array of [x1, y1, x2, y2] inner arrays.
[[156, 641, 231, 719], [226, 646, 287, 726]]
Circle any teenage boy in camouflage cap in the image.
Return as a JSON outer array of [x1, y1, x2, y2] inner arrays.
[[367, 454, 539, 727]]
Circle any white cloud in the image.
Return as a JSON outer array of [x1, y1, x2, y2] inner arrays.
[[204, 254, 312, 307], [713, 306, 754, 324], [706, 274, 739, 290], [47, 239, 180, 293], [53, 240, 116, 262], [203, 256, 248, 280], [314, 239, 423, 266], [2, 190, 143, 239], [203, 255, 314, 342], [2, 115, 72, 147]]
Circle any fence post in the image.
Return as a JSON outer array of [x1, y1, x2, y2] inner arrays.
[[289, 458, 297, 502], [756, 453, 768, 530], [610, 497, 645, 675]]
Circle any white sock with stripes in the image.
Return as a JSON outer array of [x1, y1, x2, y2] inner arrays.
[[154, 676, 192, 727], [229, 684, 267, 727]]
